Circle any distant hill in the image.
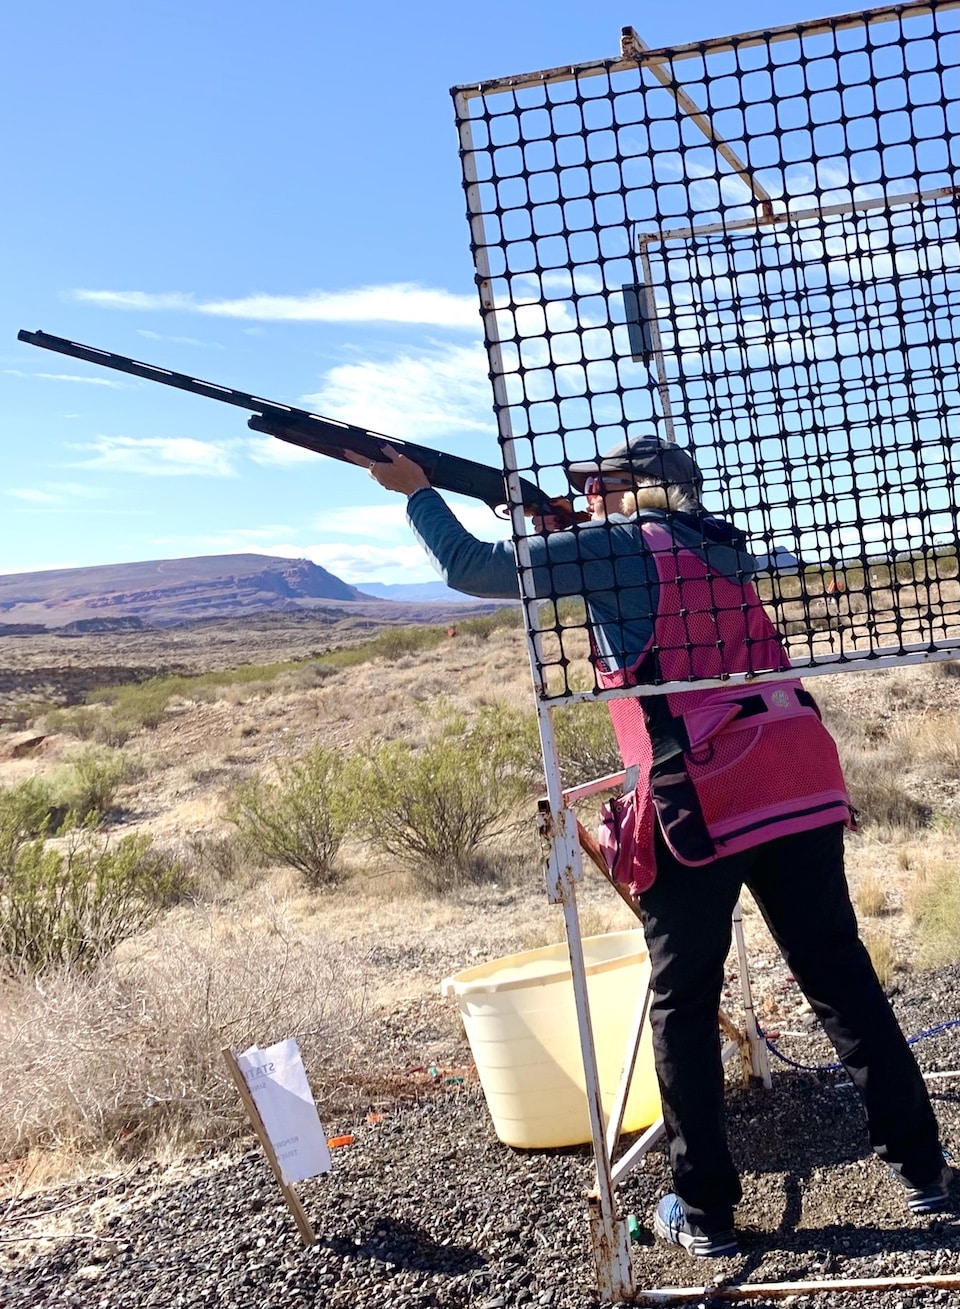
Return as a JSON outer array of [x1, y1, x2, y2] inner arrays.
[[0, 554, 369, 629], [753, 546, 801, 574], [358, 580, 490, 604]]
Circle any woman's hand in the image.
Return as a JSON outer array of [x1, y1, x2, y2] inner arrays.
[[530, 509, 570, 535], [344, 445, 431, 496]]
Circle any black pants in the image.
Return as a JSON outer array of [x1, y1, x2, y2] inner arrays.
[[636, 821, 943, 1233]]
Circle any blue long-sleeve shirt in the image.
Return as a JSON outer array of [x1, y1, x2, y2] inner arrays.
[[405, 488, 757, 677]]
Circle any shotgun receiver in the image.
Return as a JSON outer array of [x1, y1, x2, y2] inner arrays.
[[18, 329, 583, 524]]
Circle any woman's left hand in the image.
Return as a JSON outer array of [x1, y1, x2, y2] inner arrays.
[[343, 445, 431, 495]]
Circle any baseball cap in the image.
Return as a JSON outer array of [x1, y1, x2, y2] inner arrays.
[[566, 436, 703, 493]]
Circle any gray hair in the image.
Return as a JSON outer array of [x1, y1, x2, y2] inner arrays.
[[620, 475, 702, 516]]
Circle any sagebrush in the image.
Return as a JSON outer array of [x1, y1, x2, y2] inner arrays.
[[358, 703, 534, 893], [228, 743, 357, 888], [0, 825, 188, 974]]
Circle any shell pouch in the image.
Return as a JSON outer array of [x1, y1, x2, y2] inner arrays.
[[597, 765, 656, 895]]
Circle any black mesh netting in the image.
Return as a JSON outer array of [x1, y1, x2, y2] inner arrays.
[[452, 0, 959, 700]]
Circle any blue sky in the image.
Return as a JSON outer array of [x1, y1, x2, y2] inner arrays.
[[0, 0, 914, 585]]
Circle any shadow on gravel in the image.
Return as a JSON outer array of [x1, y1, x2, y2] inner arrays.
[[726, 1073, 872, 1177], [319, 1215, 486, 1274], [755, 1219, 960, 1255], [728, 1217, 960, 1286]]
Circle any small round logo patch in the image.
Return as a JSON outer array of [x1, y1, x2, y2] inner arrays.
[[771, 689, 790, 708]]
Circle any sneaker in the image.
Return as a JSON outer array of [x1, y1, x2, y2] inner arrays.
[[899, 1165, 954, 1215], [653, 1194, 739, 1257]]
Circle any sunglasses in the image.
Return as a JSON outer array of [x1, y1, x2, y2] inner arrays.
[[584, 475, 633, 497]]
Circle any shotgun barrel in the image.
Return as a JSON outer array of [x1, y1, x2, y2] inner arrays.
[[17, 329, 577, 522]]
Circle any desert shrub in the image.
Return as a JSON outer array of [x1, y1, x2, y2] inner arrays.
[[319, 625, 447, 670], [84, 661, 335, 730], [848, 775, 930, 833], [274, 662, 340, 691], [87, 677, 179, 731], [4, 699, 51, 731], [499, 669, 623, 789], [43, 704, 127, 743], [0, 906, 373, 1159], [0, 779, 58, 848], [0, 829, 189, 975], [358, 704, 533, 894], [552, 699, 623, 787], [313, 615, 524, 671], [455, 608, 522, 640], [227, 745, 355, 888], [53, 746, 138, 819], [0, 749, 138, 838], [839, 747, 930, 835], [185, 830, 253, 882], [889, 717, 960, 793]]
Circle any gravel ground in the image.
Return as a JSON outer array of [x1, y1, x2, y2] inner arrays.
[[2, 965, 959, 1309]]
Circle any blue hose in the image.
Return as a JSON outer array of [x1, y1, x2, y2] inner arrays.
[[757, 1017, 960, 1075]]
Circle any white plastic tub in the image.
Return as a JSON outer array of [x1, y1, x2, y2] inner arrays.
[[441, 930, 661, 1148]]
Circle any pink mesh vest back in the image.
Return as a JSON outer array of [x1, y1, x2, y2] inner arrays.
[[598, 520, 852, 893]]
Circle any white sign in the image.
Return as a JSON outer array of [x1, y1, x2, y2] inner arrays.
[[236, 1038, 332, 1184]]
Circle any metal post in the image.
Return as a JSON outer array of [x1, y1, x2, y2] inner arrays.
[[620, 26, 776, 221], [537, 725, 635, 1302], [459, 90, 635, 1299], [732, 901, 772, 1088]]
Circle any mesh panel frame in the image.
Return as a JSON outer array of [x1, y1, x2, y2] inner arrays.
[[452, 0, 960, 702]]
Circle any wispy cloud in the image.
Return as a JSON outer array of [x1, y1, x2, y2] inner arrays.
[[71, 291, 190, 312], [150, 526, 295, 551], [73, 283, 480, 329], [296, 542, 446, 585], [6, 481, 107, 506], [245, 435, 321, 467], [163, 539, 447, 585], [140, 532, 441, 585], [136, 329, 223, 348], [245, 341, 495, 462], [74, 436, 237, 477], [8, 488, 61, 504], [302, 343, 493, 440], [307, 498, 508, 583], [314, 502, 415, 539], [145, 497, 508, 586], [317, 500, 501, 540], [3, 368, 125, 388]]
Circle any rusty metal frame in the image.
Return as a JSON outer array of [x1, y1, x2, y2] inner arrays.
[[637, 182, 960, 250], [452, 1, 958, 101]]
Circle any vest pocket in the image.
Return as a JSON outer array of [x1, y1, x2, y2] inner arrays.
[[650, 763, 716, 865]]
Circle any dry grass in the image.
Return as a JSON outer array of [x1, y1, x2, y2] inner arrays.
[[861, 928, 898, 989], [854, 872, 892, 919], [0, 894, 376, 1162], [905, 854, 960, 969], [518, 900, 640, 953]]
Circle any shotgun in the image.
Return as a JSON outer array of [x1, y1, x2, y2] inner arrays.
[[17, 329, 585, 524]]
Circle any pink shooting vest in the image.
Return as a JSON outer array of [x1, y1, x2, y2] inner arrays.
[[597, 521, 853, 895]]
